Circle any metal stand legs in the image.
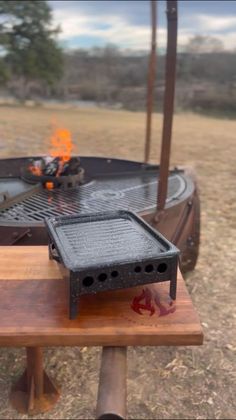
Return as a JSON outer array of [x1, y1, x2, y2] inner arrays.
[[10, 347, 60, 414]]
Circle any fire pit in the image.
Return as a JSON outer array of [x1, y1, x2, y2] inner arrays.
[[45, 210, 179, 318], [0, 156, 199, 273]]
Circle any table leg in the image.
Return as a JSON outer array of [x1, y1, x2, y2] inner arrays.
[[9, 347, 60, 415], [96, 346, 127, 419]]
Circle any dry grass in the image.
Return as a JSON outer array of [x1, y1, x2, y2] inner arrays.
[[0, 104, 235, 419]]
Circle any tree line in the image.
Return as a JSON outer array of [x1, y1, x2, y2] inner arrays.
[[1, 0, 236, 115]]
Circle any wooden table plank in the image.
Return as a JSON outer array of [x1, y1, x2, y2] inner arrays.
[[0, 246, 61, 280], [0, 246, 203, 347]]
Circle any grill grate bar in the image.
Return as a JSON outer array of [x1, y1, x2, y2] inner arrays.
[[0, 174, 186, 222]]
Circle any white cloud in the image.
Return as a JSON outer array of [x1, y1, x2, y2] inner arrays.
[[195, 14, 236, 32], [54, 9, 156, 50], [53, 8, 236, 51]]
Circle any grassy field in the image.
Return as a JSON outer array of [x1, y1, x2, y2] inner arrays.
[[0, 105, 235, 419]]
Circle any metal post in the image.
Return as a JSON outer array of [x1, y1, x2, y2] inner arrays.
[[157, 0, 178, 214], [96, 347, 127, 419], [27, 347, 44, 399], [144, 0, 157, 163], [10, 346, 60, 414]]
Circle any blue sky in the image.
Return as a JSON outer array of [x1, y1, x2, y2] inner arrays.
[[50, 1, 236, 51]]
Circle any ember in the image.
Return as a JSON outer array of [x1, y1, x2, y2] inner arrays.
[[45, 182, 54, 190]]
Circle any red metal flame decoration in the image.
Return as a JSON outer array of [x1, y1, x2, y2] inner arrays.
[[131, 287, 176, 317]]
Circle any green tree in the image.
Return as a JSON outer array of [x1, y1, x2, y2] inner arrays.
[[0, 58, 9, 83], [0, 0, 63, 98]]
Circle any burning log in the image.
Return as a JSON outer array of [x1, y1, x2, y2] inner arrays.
[[60, 157, 81, 175], [24, 156, 84, 190], [29, 156, 81, 178], [43, 157, 60, 177]]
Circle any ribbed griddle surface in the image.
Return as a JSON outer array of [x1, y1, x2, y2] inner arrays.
[[46, 211, 175, 271]]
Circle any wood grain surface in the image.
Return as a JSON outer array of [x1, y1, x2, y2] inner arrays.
[[0, 246, 203, 347]]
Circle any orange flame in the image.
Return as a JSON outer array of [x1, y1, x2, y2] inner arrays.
[[50, 127, 73, 164], [28, 122, 74, 189], [49, 126, 74, 177]]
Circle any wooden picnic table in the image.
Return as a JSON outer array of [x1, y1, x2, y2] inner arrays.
[[0, 246, 203, 418]]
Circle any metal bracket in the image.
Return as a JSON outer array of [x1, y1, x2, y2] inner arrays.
[[166, 1, 177, 20], [0, 191, 10, 203]]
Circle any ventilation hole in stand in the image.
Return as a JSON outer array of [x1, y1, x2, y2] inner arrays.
[[157, 263, 167, 273], [98, 273, 107, 282], [83, 276, 94, 287], [51, 243, 55, 250], [111, 270, 119, 278], [134, 266, 142, 273], [145, 264, 154, 273]]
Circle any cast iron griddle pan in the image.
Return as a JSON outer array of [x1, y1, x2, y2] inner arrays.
[[45, 210, 179, 318]]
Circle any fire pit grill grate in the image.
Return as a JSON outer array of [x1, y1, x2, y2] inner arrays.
[[0, 173, 185, 223]]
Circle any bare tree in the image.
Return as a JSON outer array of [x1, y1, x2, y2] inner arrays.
[[185, 35, 224, 54]]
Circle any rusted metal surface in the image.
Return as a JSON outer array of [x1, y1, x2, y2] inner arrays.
[[27, 347, 44, 399], [151, 196, 200, 273], [0, 225, 48, 245], [157, 0, 178, 213], [10, 347, 60, 414], [176, 186, 200, 273], [169, 166, 200, 272], [144, 0, 157, 163], [171, 200, 193, 245], [0, 226, 31, 245], [96, 347, 127, 420]]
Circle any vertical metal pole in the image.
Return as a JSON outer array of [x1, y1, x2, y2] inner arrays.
[[144, 0, 157, 163], [157, 0, 178, 213], [96, 347, 127, 419]]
